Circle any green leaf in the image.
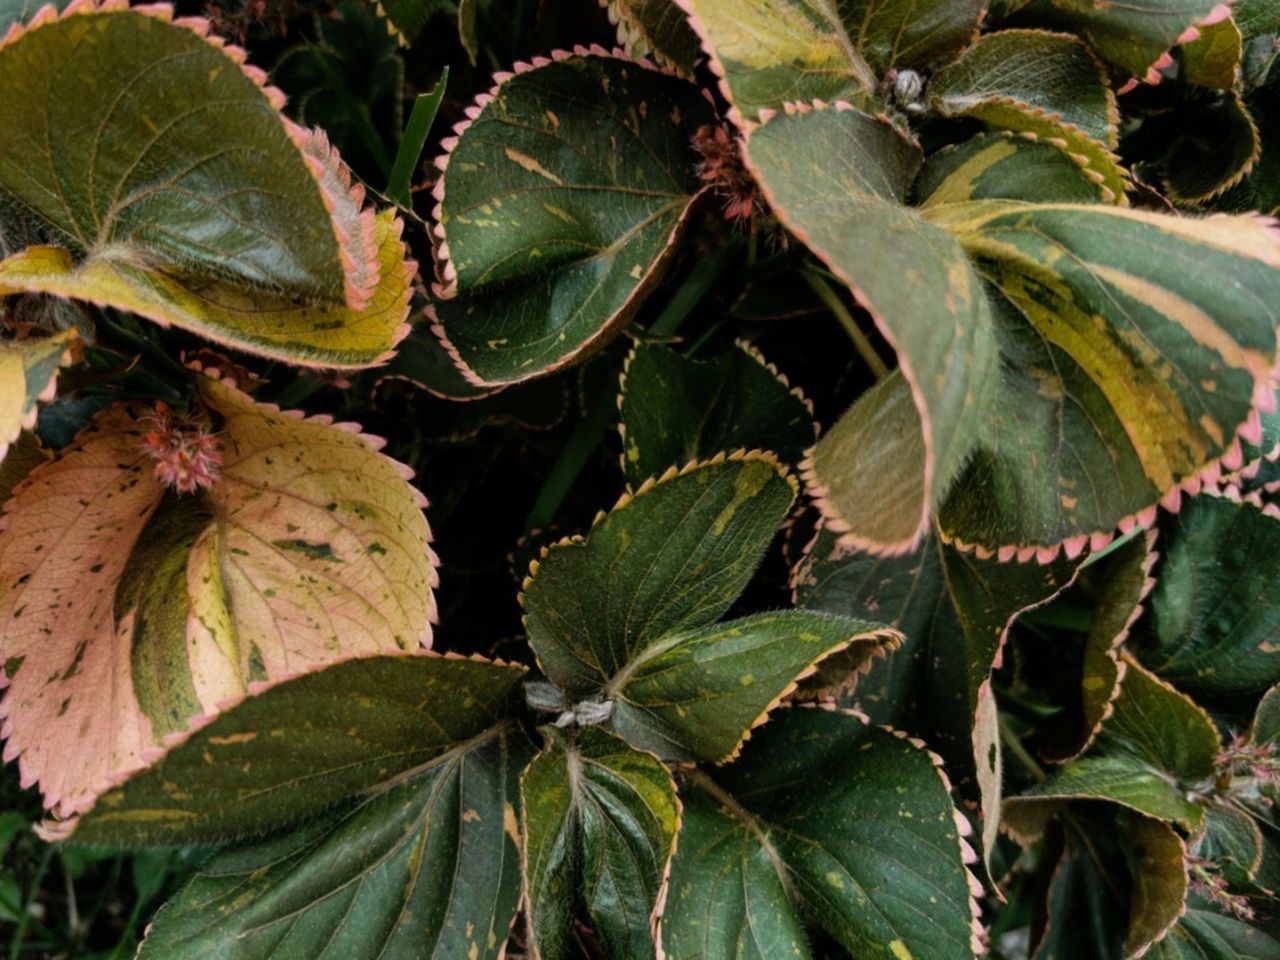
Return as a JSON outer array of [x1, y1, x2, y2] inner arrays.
[[66, 653, 526, 845], [601, 0, 702, 75], [1145, 907, 1280, 959], [927, 29, 1128, 203], [0, 375, 438, 819], [1158, 89, 1262, 203], [1199, 803, 1265, 888], [521, 453, 796, 699], [915, 133, 1112, 207], [662, 708, 981, 960], [136, 724, 534, 960], [608, 610, 898, 763], [1019, 0, 1224, 80], [1039, 531, 1158, 762], [743, 104, 999, 553], [927, 202, 1280, 556], [671, 0, 876, 124], [1235, 0, 1280, 41], [1254, 683, 1280, 744], [0, 4, 410, 365], [0, 0, 69, 42], [617, 339, 815, 485], [793, 522, 1078, 863], [376, 0, 440, 43], [1012, 654, 1219, 828], [1126, 815, 1190, 958], [1137, 495, 1280, 701], [1181, 15, 1243, 88], [520, 726, 679, 960], [430, 53, 713, 385]]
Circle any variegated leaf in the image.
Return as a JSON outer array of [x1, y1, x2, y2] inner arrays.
[[0, 374, 436, 820], [430, 53, 713, 386], [927, 29, 1128, 203], [743, 104, 999, 554], [0, 330, 73, 462], [0, 2, 411, 366]]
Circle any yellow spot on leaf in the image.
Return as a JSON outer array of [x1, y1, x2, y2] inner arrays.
[[504, 148, 564, 185], [889, 938, 914, 960]]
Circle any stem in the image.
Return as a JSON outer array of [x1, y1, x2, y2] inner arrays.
[[524, 382, 616, 532], [802, 268, 889, 379], [999, 714, 1046, 783], [646, 240, 742, 339], [8, 846, 52, 960]]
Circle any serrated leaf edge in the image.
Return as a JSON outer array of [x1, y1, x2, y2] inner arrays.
[[1162, 87, 1263, 204], [599, 0, 695, 78], [1115, 2, 1235, 91], [33, 650, 512, 841], [944, 349, 1280, 564], [614, 338, 816, 485], [0, 0, 399, 322]]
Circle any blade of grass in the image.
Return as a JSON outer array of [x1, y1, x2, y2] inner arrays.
[[386, 67, 450, 208]]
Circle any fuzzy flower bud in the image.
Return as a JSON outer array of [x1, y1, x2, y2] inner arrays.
[[140, 402, 222, 494]]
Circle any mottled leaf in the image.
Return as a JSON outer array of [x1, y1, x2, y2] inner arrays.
[[601, 0, 701, 75], [1019, 0, 1225, 79], [928, 203, 1280, 556], [0, 331, 73, 462], [137, 723, 533, 960], [927, 29, 1128, 202], [915, 133, 1111, 208], [671, 0, 875, 124], [0, 3, 410, 365], [1137, 495, 1280, 701], [1127, 815, 1190, 957], [521, 453, 796, 699], [430, 54, 712, 385], [69, 653, 524, 845], [521, 726, 679, 960], [662, 707, 981, 960], [743, 104, 999, 554], [793, 521, 1078, 863], [617, 339, 814, 485], [1181, 15, 1243, 88], [607, 610, 897, 762], [0, 375, 436, 819]]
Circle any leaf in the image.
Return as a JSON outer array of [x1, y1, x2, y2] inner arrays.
[[1019, 0, 1225, 80], [521, 453, 796, 699], [520, 726, 679, 960], [1039, 531, 1159, 762], [601, 0, 701, 75], [915, 133, 1113, 208], [793, 521, 1079, 864], [1144, 907, 1280, 959], [617, 339, 815, 485], [0, 330, 73, 462], [1199, 803, 1265, 887], [67, 653, 525, 845], [376, 0, 440, 43], [430, 53, 713, 386], [1127, 815, 1190, 957], [1181, 15, 1243, 88], [1011, 654, 1219, 828], [1235, 0, 1280, 41], [136, 723, 533, 960], [607, 610, 898, 763], [743, 104, 999, 554], [671, 0, 876, 124], [1158, 90, 1262, 203], [927, 202, 1280, 556], [661, 707, 982, 960], [927, 29, 1128, 203], [1254, 683, 1280, 744], [1137, 495, 1280, 702], [0, 374, 437, 820], [0, 3, 410, 365], [0, 210, 414, 368]]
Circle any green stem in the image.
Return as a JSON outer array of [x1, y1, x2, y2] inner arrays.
[[524, 377, 618, 532], [802, 268, 889, 379], [8, 846, 52, 960], [998, 714, 1046, 783], [647, 240, 741, 339]]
